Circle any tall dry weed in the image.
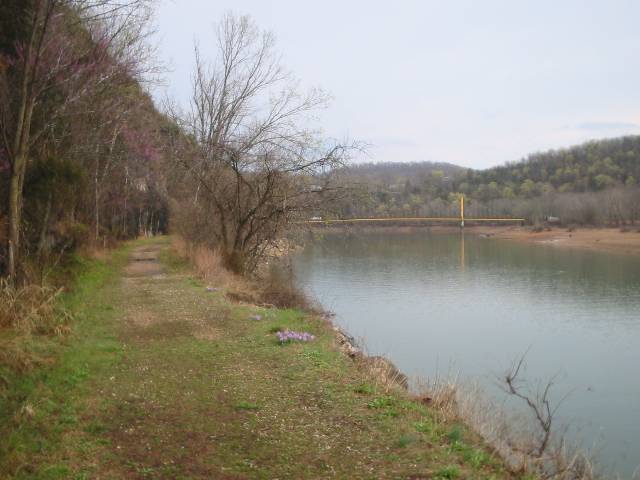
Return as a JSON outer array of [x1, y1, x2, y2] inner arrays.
[[171, 236, 311, 309], [173, 238, 252, 293], [0, 279, 72, 336]]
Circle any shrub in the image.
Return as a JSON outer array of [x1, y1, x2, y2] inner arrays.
[[258, 269, 311, 310]]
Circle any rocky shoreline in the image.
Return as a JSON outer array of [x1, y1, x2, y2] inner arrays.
[[330, 319, 410, 390]]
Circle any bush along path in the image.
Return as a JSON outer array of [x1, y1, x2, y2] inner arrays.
[[2, 237, 523, 479]]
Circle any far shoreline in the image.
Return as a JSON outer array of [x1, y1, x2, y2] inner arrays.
[[304, 223, 640, 256], [469, 224, 640, 256]]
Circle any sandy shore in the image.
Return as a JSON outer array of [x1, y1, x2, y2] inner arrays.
[[309, 223, 640, 256], [464, 225, 640, 256]]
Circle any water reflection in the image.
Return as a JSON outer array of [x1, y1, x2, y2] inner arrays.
[[460, 231, 465, 273]]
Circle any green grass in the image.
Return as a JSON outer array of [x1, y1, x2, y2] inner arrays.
[[0, 245, 130, 478], [234, 401, 261, 411], [367, 395, 395, 409], [1, 237, 519, 479], [435, 465, 461, 479], [447, 424, 464, 443], [354, 382, 376, 395]]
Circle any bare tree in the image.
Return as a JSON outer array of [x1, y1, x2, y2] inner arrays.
[[501, 355, 595, 479], [503, 355, 558, 460], [171, 13, 356, 272]]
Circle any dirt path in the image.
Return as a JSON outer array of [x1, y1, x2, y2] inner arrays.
[[55, 238, 514, 479], [84, 242, 235, 478]]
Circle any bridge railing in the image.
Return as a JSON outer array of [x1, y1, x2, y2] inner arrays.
[[300, 217, 525, 225]]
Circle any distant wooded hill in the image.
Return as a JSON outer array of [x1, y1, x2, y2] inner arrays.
[[466, 135, 640, 198], [333, 136, 640, 225], [345, 135, 640, 199], [344, 161, 464, 182]]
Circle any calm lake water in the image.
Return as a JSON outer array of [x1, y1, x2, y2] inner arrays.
[[293, 231, 640, 478]]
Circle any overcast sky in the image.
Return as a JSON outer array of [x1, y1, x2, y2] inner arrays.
[[152, 0, 640, 169]]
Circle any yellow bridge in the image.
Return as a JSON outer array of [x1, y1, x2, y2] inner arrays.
[[305, 198, 525, 227]]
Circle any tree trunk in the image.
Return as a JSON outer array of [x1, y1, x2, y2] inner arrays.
[[222, 248, 245, 274], [94, 162, 100, 242], [7, 153, 27, 279], [7, 172, 20, 278], [123, 167, 129, 237], [5, 2, 42, 280], [148, 211, 154, 237]]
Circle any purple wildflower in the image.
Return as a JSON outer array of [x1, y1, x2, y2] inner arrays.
[[276, 329, 316, 344]]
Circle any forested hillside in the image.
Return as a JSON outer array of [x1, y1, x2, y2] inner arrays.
[[332, 136, 640, 225], [466, 136, 640, 197], [344, 161, 464, 184], [0, 0, 174, 280]]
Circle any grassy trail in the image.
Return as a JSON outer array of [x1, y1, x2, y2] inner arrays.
[[2, 237, 518, 479]]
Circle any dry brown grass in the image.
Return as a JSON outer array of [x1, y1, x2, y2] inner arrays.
[[80, 244, 110, 262], [0, 279, 72, 336], [172, 237, 251, 291], [0, 279, 73, 375], [416, 373, 461, 419], [0, 336, 42, 374], [171, 236, 312, 310]]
